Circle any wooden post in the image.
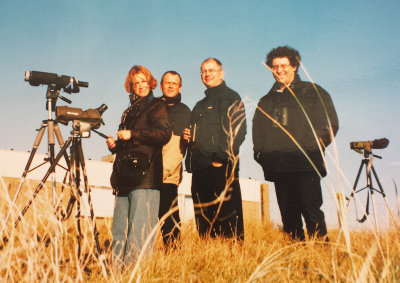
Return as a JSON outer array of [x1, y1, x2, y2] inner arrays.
[[336, 192, 345, 228], [260, 183, 269, 224]]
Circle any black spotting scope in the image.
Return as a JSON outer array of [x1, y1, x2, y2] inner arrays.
[[25, 70, 88, 94]]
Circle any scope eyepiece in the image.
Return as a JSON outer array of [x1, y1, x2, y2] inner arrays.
[[97, 104, 108, 116]]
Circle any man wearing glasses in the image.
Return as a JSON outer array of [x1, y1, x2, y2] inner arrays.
[[183, 58, 247, 240], [252, 46, 339, 241]]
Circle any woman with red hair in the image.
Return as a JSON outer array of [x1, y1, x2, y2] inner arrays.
[[107, 65, 171, 268]]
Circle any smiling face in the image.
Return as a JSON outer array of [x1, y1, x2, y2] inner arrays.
[[271, 57, 297, 87], [131, 72, 150, 97], [200, 59, 224, 88], [161, 73, 182, 98]]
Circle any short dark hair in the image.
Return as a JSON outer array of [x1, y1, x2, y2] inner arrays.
[[266, 46, 301, 72], [161, 71, 182, 86], [201, 57, 223, 68]]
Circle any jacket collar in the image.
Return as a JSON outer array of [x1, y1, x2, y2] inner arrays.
[[204, 81, 226, 98], [129, 90, 154, 105], [161, 93, 181, 106], [271, 74, 301, 92]]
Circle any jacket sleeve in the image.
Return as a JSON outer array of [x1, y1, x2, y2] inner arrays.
[[176, 105, 192, 157], [311, 85, 339, 149], [131, 100, 172, 147], [173, 104, 192, 135], [216, 93, 247, 161], [252, 97, 268, 162]]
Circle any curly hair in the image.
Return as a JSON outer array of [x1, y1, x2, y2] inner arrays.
[[266, 46, 301, 72], [124, 65, 157, 93]]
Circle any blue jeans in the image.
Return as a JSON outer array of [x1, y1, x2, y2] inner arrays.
[[111, 188, 160, 267]]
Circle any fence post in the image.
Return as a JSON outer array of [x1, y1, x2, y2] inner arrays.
[[260, 183, 269, 224], [336, 192, 345, 228]]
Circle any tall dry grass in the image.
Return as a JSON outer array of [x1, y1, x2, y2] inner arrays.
[[1, 97, 400, 282], [0, 176, 399, 282], [2, 62, 400, 282]]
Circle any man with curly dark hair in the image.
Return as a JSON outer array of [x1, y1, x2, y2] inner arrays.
[[253, 46, 339, 240]]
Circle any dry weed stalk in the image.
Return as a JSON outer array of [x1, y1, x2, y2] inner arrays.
[[1, 63, 400, 280], [0, 176, 111, 282], [251, 61, 400, 282], [259, 61, 358, 279], [207, 100, 246, 235], [127, 100, 246, 281], [1, 175, 400, 282]]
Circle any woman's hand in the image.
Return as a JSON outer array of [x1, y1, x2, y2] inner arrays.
[[106, 136, 116, 149]]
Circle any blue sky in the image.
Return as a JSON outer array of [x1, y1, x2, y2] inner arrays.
[[1, 0, 399, 228]]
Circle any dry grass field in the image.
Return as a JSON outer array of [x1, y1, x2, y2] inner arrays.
[[1, 176, 400, 282]]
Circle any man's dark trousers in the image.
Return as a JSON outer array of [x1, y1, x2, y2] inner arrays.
[[159, 183, 181, 247], [191, 163, 244, 240], [274, 171, 327, 240]]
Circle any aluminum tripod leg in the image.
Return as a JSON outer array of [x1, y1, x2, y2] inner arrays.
[[0, 121, 69, 238], [0, 125, 46, 237], [13, 137, 73, 229]]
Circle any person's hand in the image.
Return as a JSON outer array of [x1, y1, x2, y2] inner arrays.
[[183, 128, 191, 142], [117, 130, 132, 140], [106, 136, 116, 149], [211, 161, 223, 167]]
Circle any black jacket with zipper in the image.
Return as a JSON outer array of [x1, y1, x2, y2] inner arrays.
[[186, 81, 247, 172], [252, 74, 339, 181]]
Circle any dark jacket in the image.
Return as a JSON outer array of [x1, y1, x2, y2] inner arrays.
[[162, 93, 191, 137], [186, 81, 247, 172], [111, 92, 171, 193], [252, 75, 339, 181]]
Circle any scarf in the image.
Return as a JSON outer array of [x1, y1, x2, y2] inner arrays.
[[161, 93, 181, 107]]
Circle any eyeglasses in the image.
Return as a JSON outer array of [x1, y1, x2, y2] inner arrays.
[[271, 64, 291, 71], [200, 69, 222, 75]]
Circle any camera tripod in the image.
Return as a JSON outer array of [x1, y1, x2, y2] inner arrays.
[[6, 125, 101, 256], [1, 84, 71, 239], [347, 150, 398, 230], [1, 84, 101, 257]]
